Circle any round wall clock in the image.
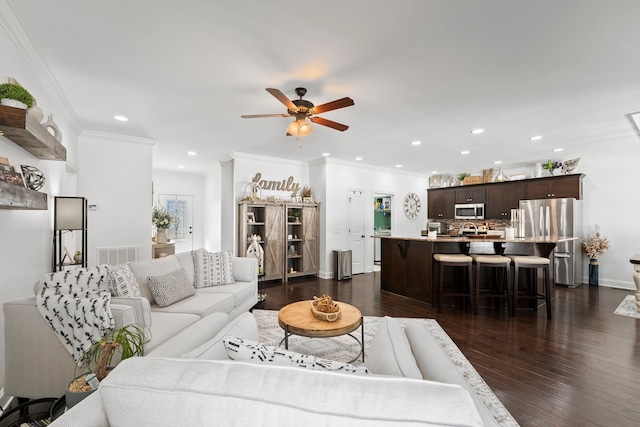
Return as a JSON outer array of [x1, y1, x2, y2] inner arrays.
[[403, 192, 421, 219]]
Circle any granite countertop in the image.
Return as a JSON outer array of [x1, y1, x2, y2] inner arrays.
[[373, 235, 578, 243]]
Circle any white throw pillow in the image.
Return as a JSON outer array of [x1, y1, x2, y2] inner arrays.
[[192, 249, 235, 288], [192, 248, 211, 288], [109, 264, 141, 297], [39, 265, 111, 295], [365, 316, 423, 379], [209, 250, 235, 286], [147, 268, 195, 307], [223, 336, 369, 375]]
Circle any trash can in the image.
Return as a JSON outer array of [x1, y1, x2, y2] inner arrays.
[[333, 249, 352, 280]]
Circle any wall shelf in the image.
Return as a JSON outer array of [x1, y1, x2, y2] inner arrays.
[[0, 181, 47, 209], [0, 105, 66, 161]]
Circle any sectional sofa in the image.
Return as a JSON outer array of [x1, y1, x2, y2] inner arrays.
[[3, 250, 258, 399], [50, 313, 519, 426]]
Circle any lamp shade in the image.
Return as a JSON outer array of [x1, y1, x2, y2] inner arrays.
[[286, 118, 312, 137], [54, 197, 86, 230]]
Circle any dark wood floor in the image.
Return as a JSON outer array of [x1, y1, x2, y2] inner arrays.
[[261, 272, 640, 427]]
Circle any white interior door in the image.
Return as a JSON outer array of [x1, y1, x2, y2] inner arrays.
[[347, 190, 366, 275], [158, 194, 194, 253]]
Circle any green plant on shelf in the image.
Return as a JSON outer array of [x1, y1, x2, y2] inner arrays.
[[0, 83, 34, 107]]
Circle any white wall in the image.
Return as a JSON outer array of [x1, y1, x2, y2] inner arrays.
[[0, 9, 80, 389], [78, 131, 155, 263], [317, 158, 429, 278], [204, 164, 222, 252], [152, 169, 206, 253]]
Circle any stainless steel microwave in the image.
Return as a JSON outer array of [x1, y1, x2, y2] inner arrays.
[[454, 203, 484, 220]]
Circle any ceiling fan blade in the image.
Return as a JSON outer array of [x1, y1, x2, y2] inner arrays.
[[312, 97, 354, 114], [265, 88, 297, 110], [241, 114, 290, 119], [310, 116, 349, 132]]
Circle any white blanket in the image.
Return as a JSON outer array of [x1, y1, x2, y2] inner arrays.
[[36, 266, 114, 364]]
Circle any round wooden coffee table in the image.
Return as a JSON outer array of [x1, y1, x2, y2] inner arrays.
[[278, 300, 364, 363]]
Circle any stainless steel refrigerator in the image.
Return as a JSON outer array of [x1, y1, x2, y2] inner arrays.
[[519, 198, 583, 288]]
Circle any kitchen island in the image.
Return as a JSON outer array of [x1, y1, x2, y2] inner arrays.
[[378, 235, 576, 304]]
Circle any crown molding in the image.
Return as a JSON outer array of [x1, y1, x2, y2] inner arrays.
[[0, 0, 81, 135], [80, 130, 158, 147]]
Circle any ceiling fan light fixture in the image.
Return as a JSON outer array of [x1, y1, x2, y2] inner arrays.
[[286, 118, 312, 138]]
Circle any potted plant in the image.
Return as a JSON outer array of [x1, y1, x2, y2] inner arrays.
[[582, 228, 610, 286], [152, 205, 175, 244], [458, 173, 470, 184], [292, 210, 301, 223], [73, 250, 82, 264], [0, 83, 34, 109], [66, 324, 147, 408], [542, 160, 556, 175]]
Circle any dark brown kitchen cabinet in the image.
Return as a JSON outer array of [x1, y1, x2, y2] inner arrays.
[[455, 187, 485, 203], [485, 181, 526, 219], [526, 174, 583, 200], [427, 188, 455, 219]]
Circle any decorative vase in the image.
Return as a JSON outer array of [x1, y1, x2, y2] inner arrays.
[[156, 228, 168, 244], [588, 258, 599, 286]]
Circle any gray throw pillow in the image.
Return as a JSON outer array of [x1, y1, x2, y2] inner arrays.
[[147, 268, 195, 307]]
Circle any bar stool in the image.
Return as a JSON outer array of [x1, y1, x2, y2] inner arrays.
[[470, 254, 513, 316], [508, 255, 552, 319], [432, 254, 473, 313]]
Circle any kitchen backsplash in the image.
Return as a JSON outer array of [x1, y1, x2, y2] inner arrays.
[[434, 219, 511, 234]]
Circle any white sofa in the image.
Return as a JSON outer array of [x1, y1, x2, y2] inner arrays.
[[3, 251, 258, 400], [51, 313, 519, 426]]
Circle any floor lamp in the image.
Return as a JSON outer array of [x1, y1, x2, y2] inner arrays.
[[53, 196, 88, 272]]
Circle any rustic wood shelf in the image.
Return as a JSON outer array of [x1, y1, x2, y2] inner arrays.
[[0, 181, 47, 209], [0, 105, 66, 161]]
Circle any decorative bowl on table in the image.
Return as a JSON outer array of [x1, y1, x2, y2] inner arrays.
[[311, 294, 342, 322]]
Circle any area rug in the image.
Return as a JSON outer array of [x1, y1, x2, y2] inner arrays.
[[614, 295, 640, 319], [252, 309, 519, 427]]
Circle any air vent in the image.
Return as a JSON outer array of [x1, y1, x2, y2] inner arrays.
[[96, 246, 138, 265]]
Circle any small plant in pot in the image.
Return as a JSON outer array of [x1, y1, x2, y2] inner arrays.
[[0, 83, 34, 109], [292, 210, 301, 222], [66, 323, 147, 408], [73, 250, 82, 264]]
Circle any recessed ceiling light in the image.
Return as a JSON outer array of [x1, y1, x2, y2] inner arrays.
[[411, 141, 421, 146], [114, 115, 128, 122], [431, 171, 438, 174], [187, 151, 197, 156], [461, 150, 470, 155], [530, 135, 543, 141], [322, 153, 330, 157], [553, 148, 564, 152], [178, 165, 185, 169], [494, 160, 502, 164], [355, 157, 363, 161], [395, 164, 402, 168], [471, 129, 484, 134]]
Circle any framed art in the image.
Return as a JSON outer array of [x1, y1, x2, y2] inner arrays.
[[247, 212, 255, 223]]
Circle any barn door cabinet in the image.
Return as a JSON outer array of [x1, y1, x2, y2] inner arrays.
[[238, 201, 319, 283]]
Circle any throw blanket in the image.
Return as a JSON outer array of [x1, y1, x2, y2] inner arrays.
[[36, 266, 115, 364]]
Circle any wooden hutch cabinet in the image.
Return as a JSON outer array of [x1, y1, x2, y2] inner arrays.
[[238, 201, 319, 283]]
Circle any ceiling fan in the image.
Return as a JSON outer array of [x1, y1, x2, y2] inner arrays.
[[241, 87, 354, 137]]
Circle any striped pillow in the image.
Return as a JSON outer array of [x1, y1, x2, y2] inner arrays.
[[209, 250, 235, 286]]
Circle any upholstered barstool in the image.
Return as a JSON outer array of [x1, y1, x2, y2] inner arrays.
[[470, 254, 513, 316], [509, 255, 552, 319], [432, 254, 473, 313]]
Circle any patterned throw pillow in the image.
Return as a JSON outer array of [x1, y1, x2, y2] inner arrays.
[[192, 249, 235, 288], [39, 265, 111, 295], [147, 268, 195, 307], [209, 250, 235, 286], [223, 336, 369, 375], [192, 248, 211, 288], [109, 264, 142, 297]]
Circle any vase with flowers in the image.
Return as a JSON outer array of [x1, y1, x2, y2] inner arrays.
[[152, 205, 175, 244], [582, 227, 610, 286]]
